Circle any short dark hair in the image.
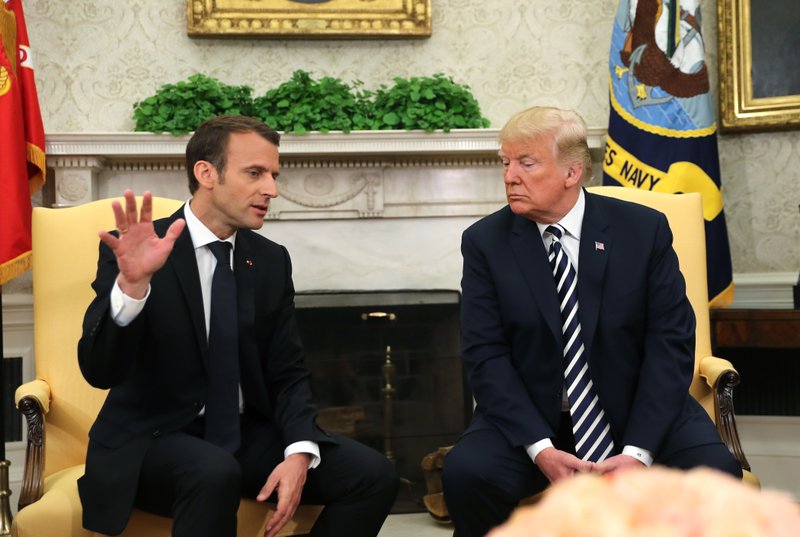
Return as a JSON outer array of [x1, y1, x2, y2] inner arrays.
[[185, 115, 281, 194]]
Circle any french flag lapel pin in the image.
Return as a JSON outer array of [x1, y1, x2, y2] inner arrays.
[[595, 241, 605, 252]]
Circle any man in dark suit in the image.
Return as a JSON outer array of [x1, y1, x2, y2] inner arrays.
[[441, 107, 741, 537], [77, 115, 398, 537]]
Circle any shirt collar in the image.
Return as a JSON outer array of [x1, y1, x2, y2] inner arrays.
[[183, 199, 237, 250], [536, 188, 585, 240]]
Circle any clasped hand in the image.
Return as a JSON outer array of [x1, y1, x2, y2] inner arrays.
[[99, 190, 185, 299], [536, 448, 644, 483]]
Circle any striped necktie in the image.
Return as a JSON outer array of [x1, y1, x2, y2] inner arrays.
[[546, 224, 615, 462]]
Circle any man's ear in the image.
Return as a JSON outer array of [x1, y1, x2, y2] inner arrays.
[[564, 163, 583, 188], [194, 160, 217, 189]]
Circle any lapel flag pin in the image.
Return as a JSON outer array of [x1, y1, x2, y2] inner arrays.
[[246, 259, 254, 266], [595, 241, 605, 251]]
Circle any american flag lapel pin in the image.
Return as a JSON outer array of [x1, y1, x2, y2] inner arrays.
[[595, 241, 605, 251], [245, 259, 254, 267]]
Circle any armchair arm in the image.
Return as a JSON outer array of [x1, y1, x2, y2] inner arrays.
[[698, 356, 751, 472], [14, 379, 51, 510]]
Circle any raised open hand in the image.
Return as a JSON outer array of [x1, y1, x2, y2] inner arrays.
[[98, 190, 185, 298]]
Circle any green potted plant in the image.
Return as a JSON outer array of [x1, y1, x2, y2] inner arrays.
[[252, 70, 373, 134], [370, 73, 490, 132], [131, 71, 490, 134], [132, 74, 254, 135]]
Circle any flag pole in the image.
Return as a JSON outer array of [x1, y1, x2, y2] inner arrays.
[[0, 288, 11, 535]]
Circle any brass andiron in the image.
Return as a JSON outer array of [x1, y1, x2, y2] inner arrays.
[[381, 345, 396, 462], [361, 310, 416, 502], [360, 311, 398, 462], [0, 460, 12, 536]]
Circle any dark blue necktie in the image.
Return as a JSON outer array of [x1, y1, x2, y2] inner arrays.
[[546, 224, 614, 462], [205, 241, 241, 453]]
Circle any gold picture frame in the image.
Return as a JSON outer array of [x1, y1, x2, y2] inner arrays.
[[717, 0, 800, 132], [187, 0, 431, 39]]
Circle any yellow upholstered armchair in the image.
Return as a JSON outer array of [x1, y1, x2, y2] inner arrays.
[[422, 186, 757, 520], [12, 197, 321, 537], [587, 186, 756, 486]]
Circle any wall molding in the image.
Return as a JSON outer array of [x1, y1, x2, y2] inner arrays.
[[731, 272, 797, 309]]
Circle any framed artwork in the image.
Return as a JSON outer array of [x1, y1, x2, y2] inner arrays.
[[187, 0, 431, 39], [717, 0, 800, 132]]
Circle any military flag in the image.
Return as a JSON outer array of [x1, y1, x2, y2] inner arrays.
[[603, 0, 734, 307]]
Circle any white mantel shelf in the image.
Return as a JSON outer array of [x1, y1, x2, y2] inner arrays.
[[43, 128, 608, 219], [45, 128, 608, 159]]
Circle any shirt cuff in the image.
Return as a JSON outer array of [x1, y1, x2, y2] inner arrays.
[[622, 445, 654, 466], [525, 438, 554, 465], [110, 279, 150, 327], [284, 441, 321, 469]]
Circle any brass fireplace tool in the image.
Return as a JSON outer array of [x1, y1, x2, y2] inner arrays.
[[361, 310, 417, 505], [360, 311, 398, 462], [381, 344, 396, 462]]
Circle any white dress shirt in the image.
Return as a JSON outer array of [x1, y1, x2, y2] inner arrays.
[[109, 200, 320, 468], [523, 190, 653, 467]]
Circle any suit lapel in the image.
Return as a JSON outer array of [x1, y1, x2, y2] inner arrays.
[[232, 231, 258, 406], [233, 231, 256, 361], [577, 191, 610, 358], [509, 214, 562, 341], [166, 208, 209, 364]]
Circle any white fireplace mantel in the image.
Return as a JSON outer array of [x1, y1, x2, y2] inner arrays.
[[46, 128, 607, 159], [42, 129, 794, 307], [40, 128, 611, 295], [45, 128, 607, 218]]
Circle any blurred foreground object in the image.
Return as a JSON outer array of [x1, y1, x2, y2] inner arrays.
[[488, 467, 800, 537]]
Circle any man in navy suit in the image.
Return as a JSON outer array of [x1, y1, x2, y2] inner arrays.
[[77, 115, 398, 537], [441, 107, 740, 537]]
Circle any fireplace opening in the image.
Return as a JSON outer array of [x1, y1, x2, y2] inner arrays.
[[295, 290, 471, 514]]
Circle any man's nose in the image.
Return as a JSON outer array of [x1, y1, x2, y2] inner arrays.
[[262, 175, 278, 198], [504, 163, 519, 183]]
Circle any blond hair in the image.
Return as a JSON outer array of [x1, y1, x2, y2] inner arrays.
[[499, 106, 592, 183]]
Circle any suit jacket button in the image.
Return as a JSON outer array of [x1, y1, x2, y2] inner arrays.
[[152, 429, 161, 438]]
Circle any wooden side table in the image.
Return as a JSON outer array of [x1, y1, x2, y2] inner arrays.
[[710, 309, 800, 351]]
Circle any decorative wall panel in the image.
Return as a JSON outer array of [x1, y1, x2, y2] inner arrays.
[[22, 0, 799, 273]]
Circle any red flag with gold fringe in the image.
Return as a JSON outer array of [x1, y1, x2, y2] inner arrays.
[[0, 0, 45, 285]]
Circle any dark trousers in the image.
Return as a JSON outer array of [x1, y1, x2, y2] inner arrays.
[[442, 414, 742, 537], [134, 415, 399, 537]]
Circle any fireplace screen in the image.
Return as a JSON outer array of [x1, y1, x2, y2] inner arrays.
[[295, 290, 470, 513]]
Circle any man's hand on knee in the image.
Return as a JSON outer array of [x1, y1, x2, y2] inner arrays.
[[534, 447, 594, 483], [257, 453, 311, 537]]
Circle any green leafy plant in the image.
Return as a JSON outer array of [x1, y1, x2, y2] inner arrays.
[[252, 70, 373, 134], [370, 73, 490, 132], [132, 71, 490, 134], [132, 74, 255, 135]]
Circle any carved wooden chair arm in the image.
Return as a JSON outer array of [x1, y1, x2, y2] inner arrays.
[[14, 379, 51, 511], [698, 356, 751, 472]]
